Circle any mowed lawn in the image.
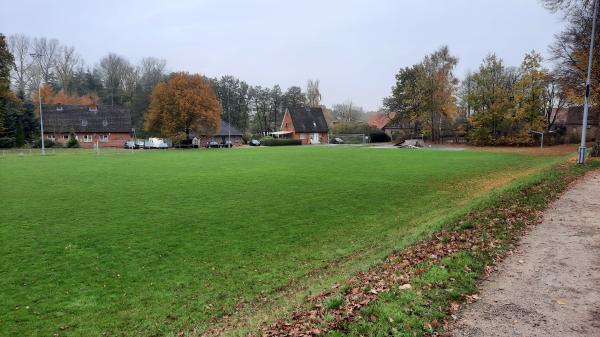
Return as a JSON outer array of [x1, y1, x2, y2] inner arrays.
[[0, 147, 563, 336]]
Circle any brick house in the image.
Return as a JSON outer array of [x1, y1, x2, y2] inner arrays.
[[368, 112, 413, 140], [42, 103, 132, 147], [278, 107, 329, 144], [554, 106, 599, 141]]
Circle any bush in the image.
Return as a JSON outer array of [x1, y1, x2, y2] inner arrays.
[[259, 137, 302, 146], [369, 131, 391, 143], [242, 132, 253, 144], [0, 137, 16, 148], [34, 139, 55, 148], [67, 129, 79, 148]]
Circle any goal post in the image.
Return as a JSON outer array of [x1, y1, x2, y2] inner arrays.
[[329, 134, 368, 144]]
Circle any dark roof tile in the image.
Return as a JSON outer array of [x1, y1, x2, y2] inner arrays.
[[288, 107, 329, 133], [42, 104, 132, 133]]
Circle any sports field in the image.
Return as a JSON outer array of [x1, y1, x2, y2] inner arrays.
[[0, 146, 566, 336]]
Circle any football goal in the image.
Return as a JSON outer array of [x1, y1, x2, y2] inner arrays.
[[329, 134, 368, 144]]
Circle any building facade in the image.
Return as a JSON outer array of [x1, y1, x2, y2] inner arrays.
[[42, 103, 132, 148], [279, 107, 329, 144]]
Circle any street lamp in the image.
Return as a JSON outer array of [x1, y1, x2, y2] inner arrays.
[[577, 0, 599, 164], [30, 52, 45, 156]]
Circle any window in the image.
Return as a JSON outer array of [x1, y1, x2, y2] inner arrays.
[[83, 135, 93, 142], [63, 133, 69, 140], [99, 134, 108, 142], [81, 119, 88, 127], [47, 134, 55, 140], [102, 120, 108, 127]]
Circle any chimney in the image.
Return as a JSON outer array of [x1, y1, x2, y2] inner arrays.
[[88, 103, 98, 112], [56, 102, 63, 111]]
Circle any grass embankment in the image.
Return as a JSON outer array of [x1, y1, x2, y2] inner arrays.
[[260, 160, 599, 337], [0, 147, 565, 336]]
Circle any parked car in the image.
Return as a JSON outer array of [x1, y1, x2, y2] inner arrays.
[[206, 140, 220, 148], [221, 140, 233, 148], [332, 137, 345, 144], [173, 139, 195, 148], [249, 139, 261, 146], [144, 137, 169, 149], [124, 139, 146, 149]]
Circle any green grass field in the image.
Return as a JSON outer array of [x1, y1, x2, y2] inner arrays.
[[0, 147, 565, 336]]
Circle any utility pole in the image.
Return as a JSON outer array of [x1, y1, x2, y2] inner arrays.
[[578, 0, 599, 164], [30, 53, 45, 156], [227, 86, 231, 147]]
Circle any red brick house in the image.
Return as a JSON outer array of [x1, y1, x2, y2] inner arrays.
[[42, 103, 132, 147], [278, 107, 329, 144], [368, 111, 413, 140]]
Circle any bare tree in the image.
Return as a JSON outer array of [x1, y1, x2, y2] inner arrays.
[[543, 73, 568, 130], [32, 37, 59, 83], [98, 53, 134, 106], [306, 79, 321, 107], [55, 45, 82, 94], [7, 34, 33, 96], [332, 100, 364, 122]]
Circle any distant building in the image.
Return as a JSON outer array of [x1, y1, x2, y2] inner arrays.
[[42, 103, 132, 147], [368, 112, 413, 140], [190, 119, 244, 147], [277, 107, 329, 144], [554, 106, 599, 141]]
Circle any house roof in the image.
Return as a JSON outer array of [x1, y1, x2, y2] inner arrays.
[[215, 120, 243, 136], [287, 107, 329, 133], [190, 119, 243, 138], [42, 104, 132, 133], [554, 106, 599, 126], [368, 112, 396, 129], [368, 112, 411, 129]]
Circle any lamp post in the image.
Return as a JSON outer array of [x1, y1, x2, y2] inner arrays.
[[577, 0, 599, 164], [30, 53, 45, 156]]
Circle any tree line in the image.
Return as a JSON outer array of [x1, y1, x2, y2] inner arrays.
[[384, 0, 598, 147], [1, 33, 346, 147]]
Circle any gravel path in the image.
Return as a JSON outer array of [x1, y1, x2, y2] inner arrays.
[[448, 170, 600, 337]]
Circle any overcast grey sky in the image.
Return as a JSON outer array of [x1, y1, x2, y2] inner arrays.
[[1, 0, 563, 110]]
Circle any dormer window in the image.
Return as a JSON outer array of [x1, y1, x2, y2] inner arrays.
[[81, 119, 88, 127], [56, 103, 63, 111], [102, 120, 108, 127]]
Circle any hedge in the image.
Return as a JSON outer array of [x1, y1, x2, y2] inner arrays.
[[260, 137, 302, 146]]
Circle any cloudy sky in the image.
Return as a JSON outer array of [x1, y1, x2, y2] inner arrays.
[[1, 0, 564, 110]]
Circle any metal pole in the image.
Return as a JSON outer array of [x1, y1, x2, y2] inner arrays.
[[578, 0, 599, 164], [38, 75, 45, 156], [227, 87, 231, 147], [31, 53, 45, 156], [541, 132, 544, 149]]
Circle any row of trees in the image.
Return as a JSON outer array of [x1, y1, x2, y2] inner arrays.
[[6, 34, 168, 131], [383, 46, 458, 143], [5, 34, 347, 140], [0, 35, 37, 148], [459, 52, 564, 145], [208, 77, 312, 134], [383, 0, 598, 146]]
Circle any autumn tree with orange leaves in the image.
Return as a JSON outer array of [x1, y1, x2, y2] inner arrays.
[[31, 83, 100, 115], [144, 73, 221, 142]]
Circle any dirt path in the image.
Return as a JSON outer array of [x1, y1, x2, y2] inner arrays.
[[448, 170, 600, 337]]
